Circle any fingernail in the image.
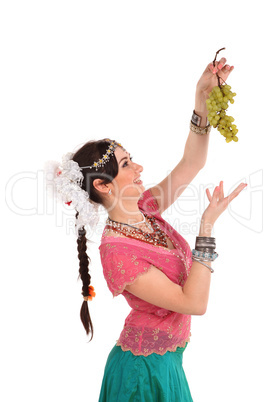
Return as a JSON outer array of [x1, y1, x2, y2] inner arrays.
[[213, 68, 217, 74], [226, 65, 230, 70], [218, 64, 222, 69]]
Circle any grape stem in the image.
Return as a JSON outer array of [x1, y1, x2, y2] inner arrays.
[[218, 76, 227, 87], [213, 47, 227, 88]]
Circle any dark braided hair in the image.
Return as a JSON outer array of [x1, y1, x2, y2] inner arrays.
[[72, 139, 120, 340]]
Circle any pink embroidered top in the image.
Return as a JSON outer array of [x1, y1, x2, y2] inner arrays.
[[99, 188, 193, 357]]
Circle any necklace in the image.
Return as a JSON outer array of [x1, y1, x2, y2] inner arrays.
[[105, 213, 191, 273], [106, 213, 169, 248], [107, 212, 153, 232]]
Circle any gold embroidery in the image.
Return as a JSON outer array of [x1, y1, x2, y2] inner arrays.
[[100, 188, 192, 357], [106, 243, 117, 249], [167, 326, 174, 333], [131, 255, 139, 265], [117, 260, 123, 270]]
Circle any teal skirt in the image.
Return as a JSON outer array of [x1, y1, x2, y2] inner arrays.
[[98, 343, 193, 402]]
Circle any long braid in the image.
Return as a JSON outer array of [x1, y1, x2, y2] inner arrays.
[[70, 139, 120, 338], [76, 211, 94, 341]]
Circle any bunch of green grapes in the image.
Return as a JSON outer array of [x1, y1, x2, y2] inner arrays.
[[206, 85, 238, 143]]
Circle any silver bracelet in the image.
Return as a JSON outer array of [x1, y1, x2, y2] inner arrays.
[[191, 110, 210, 127], [192, 257, 214, 273], [192, 249, 219, 261]]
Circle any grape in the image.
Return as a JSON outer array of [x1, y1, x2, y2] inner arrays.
[[206, 84, 238, 143]]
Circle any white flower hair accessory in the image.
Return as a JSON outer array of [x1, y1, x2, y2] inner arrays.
[[44, 152, 100, 238]]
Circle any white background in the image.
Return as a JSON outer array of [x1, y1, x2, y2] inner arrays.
[[1, 1, 267, 401]]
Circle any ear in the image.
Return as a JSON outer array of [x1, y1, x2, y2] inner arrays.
[[93, 178, 110, 195]]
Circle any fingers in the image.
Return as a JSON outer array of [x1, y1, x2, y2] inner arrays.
[[206, 181, 222, 203], [209, 58, 234, 75], [216, 57, 226, 71], [225, 182, 247, 205], [206, 181, 247, 207], [206, 188, 212, 202], [219, 181, 224, 201], [210, 185, 220, 207], [209, 58, 226, 74], [221, 65, 234, 75]]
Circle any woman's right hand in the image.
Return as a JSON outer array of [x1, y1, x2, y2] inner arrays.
[[200, 180, 248, 235]]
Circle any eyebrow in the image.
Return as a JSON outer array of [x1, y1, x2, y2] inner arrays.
[[119, 153, 130, 164]]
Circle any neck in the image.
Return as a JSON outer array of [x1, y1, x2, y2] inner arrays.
[[108, 208, 144, 226]]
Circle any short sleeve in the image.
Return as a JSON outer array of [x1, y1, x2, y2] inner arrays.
[[138, 188, 161, 217], [100, 248, 153, 297]]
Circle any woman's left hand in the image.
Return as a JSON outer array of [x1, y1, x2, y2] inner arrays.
[[196, 58, 234, 99]]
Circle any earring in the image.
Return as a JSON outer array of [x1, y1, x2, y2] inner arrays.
[[108, 189, 112, 195]]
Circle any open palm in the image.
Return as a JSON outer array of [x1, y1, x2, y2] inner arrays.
[[202, 180, 247, 226]]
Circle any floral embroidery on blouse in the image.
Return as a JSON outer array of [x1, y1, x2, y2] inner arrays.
[[99, 188, 193, 356]]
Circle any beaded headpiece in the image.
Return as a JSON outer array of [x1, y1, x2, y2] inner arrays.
[[80, 139, 124, 171]]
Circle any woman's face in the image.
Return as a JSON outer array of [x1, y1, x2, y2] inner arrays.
[[112, 146, 144, 199]]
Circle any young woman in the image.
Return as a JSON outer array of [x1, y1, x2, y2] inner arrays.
[[45, 58, 246, 401]]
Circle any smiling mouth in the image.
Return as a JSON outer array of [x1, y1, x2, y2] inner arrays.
[[133, 179, 143, 185]]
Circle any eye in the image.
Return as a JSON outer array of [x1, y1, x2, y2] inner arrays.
[[123, 155, 133, 167]]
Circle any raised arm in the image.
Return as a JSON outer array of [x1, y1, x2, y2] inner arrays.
[[149, 58, 234, 215]]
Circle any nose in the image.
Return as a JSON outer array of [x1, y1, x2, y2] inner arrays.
[[134, 162, 143, 173]]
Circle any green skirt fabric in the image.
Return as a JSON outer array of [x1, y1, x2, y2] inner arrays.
[[98, 343, 193, 402]]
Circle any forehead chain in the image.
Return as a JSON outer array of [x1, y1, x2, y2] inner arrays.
[[79, 139, 126, 171]]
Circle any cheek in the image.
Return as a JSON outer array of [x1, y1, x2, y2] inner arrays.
[[119, 172, 135, 188]]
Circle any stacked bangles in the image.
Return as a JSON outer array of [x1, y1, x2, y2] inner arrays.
[[191, 236, 219, 273]]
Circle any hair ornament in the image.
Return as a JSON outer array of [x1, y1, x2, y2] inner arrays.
[[44, 152, 100, 237], [79, 139, 123, 171], [44, 139, 125, 238]]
